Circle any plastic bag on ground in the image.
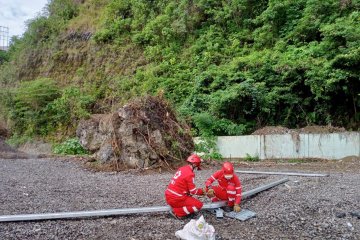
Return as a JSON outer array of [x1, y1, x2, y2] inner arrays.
[[175, 215, 216, 240]]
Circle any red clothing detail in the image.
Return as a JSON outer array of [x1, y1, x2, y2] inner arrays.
[[165, 165, 204, 217], [167, 165, 204, 196], [205, 170, 242, 205], [210, 185, 236, 207], [165, 194, 203, 217]]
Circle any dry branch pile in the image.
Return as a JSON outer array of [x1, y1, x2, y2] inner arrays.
[[76, 96, 194, 169]]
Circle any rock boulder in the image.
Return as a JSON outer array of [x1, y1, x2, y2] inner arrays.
[[76, 96, 194, 169]]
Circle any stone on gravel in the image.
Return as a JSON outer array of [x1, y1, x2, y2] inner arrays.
[[336, 212, 346, 218], [350, 211, 360, 219]]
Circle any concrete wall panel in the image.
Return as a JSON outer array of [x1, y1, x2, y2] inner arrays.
[[307, 133, 359, 159], [214, 132, 359, 160], [216, 135, 260, 159], [262, 134, 306, 159]]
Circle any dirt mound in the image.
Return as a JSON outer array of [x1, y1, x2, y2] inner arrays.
[[0, 138, 34, 159], [0, 122, 9, 139], [298, 125, 346, 133], [252, 126, 296, 135], [0, 139, 17, 153], [252, 125, 347, 135], [77, 95, 194, 170]]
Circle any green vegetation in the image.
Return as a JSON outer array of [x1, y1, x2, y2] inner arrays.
[[6, 134, 33, 148], [244, 153, 260, 162], [194, 135, 223, 161], [53, 138, 88, 155], [0, 50, 9, 64], [0, 0, 359, 144], [0, 78, 94, 139], [6, 78, 60, 136]]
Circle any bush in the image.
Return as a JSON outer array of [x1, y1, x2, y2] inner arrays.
[[8, 78, 60, 136], [2, 0, 360, 142], [53, 138, 88, 155], [45, 86, 95, 130], [4, 81, 95, 138], [6, 134, 33, 147], [0, 50, 9, 64]]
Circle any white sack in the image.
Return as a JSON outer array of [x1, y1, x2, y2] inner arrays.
[[175, 215, 215, 240]]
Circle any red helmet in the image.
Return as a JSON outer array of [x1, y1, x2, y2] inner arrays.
[[187, 154, 202, 169], [222, 162, 234, 178]]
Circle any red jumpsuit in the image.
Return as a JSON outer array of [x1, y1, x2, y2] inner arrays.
[[205, 170, 242, 207], [165, 165, 204, 217]]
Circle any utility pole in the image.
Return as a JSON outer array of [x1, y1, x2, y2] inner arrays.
[[0, 26, 10, 51]]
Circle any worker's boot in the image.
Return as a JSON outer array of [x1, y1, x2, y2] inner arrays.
[[169, 210, 200, 220], [186, 212, 198, 219], [169, 210, 187, 220]]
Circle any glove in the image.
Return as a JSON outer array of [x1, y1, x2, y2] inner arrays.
[[234, 204, 241, 213], [207, 188, 215, 198]]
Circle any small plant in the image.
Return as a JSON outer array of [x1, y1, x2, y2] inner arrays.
[[288, 159, 305, 163], [244, 153, 260, 162], [53, 138, 88, 155], [195, 135, 223, 161]]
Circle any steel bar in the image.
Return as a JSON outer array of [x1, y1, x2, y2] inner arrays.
[[0, 178, 288, 222], [241, 177, 288, 198], [236, 170, 329, 177]]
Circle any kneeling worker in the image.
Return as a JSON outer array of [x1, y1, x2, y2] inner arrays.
[[205, 162, 242, 212], [165, 154, 205, 219]]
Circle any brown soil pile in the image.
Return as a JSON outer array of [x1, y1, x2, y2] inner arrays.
[[298, 125, 346, 133], [252, 126, 295, 135], [0, 122, 9, 139], [0, 138, 33, 159], [252, 125, 347, 135], [0, 139, 17, 153]]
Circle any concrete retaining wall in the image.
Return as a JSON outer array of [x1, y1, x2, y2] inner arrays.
[[214, 132, 359, 160]]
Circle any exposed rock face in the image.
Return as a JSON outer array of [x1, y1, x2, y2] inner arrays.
[[76, 96, 194, 169]]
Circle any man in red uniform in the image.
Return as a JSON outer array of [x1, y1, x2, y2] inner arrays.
[[205, 162, 242, 212], [165, 154, 205, 219]]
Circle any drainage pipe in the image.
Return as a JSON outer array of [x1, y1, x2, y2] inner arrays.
[[0, 178, 288, 222]]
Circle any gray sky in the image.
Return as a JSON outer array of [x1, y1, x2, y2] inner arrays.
[[0, 0, 48, 37]]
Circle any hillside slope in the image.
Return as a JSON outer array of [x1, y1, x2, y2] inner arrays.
[[0, 0, 359, 140]]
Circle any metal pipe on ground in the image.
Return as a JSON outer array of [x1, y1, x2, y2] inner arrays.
[[236, 170, 329, 177], [0, 178, 288, 222]]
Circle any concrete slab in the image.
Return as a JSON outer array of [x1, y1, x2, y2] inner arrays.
[[215, 208, 224, 219], [225, 209, 256, 221]]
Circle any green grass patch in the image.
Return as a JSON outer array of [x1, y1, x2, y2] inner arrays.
[[53, 138, 88, 155]]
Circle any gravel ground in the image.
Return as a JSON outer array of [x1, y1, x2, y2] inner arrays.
[[0, 157, 359, 240]]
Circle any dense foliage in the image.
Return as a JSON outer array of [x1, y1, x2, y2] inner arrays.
[[0, 0, 359, 141], [0, 50, 9, 64], [95, 0, 360, 136]]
